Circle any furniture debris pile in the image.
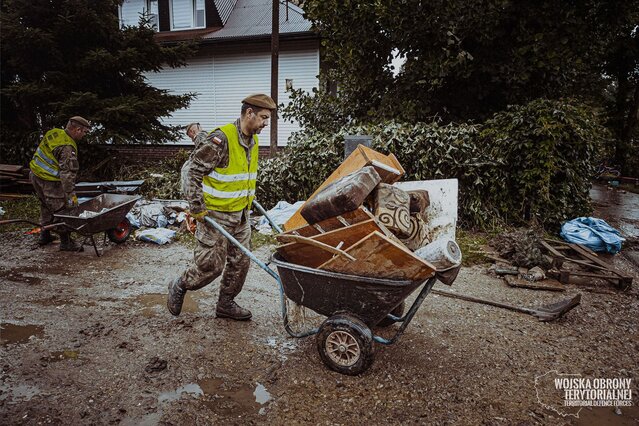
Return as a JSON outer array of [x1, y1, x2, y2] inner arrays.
[[274, 145, 461, 283]]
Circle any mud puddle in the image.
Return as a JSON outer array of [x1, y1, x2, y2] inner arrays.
[[156, 378, 272, 417], [0, 382, 42, 403], [0, 267, 44, 285], [199, 377, 272, 416], [1, 323, 44, 344], [132, 293, 201, 317]]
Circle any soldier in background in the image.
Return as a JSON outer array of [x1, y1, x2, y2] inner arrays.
[[29, 116, 91, 251], [168, 94, 276, 321]]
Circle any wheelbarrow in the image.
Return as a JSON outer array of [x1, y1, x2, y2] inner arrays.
[[0, 193, 141, 256], [205, 200, 442, 375]]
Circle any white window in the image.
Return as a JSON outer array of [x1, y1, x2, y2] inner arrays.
[[146, 0, 159, 30], [119, 0, 158, 29], [171, 0, 206, 30]]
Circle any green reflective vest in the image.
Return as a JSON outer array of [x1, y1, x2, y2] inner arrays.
[[202, 123, 258, 212], [29, 128, 78, 181]]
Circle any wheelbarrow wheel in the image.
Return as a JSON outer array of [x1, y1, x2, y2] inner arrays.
[[106, 218, 132, 244], [317, 314, 374, 376], [376, 302, 405, 328]]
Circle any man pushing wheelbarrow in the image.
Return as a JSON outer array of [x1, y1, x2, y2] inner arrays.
[[167, 94, 277, 321]]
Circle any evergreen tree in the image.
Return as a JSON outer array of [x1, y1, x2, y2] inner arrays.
[[0, 0, 196, 163]]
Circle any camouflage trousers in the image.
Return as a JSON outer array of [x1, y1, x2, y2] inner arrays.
[[30, 171, 66, 225], [179, 209, 251, 301]]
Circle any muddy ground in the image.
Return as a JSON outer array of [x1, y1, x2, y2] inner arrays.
[[1, 184, 638, 425]]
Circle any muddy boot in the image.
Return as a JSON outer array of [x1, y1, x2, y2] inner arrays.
[[167, 277, 187, 316], [38, 230, 56, 246], [59, 232, 83, 252], [216, 297, 252, 321]]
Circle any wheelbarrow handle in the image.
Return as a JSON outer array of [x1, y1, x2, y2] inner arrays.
[[0, 219, 60, 230], [251, 199, 283, 234], [276, 234, 356, 262]]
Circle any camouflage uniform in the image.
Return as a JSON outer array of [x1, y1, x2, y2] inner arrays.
[[30, 144, 79, 226], [179, 118, 254, 300]]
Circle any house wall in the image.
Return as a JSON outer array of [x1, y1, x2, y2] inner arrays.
[[143, 43, 319, 146]]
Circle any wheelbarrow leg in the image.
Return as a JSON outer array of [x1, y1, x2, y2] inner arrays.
[[88, 235, 100, 257], [373, 276, 437, 345]]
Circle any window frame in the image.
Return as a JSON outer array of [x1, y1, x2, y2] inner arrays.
[[169, 0, 206, 31]]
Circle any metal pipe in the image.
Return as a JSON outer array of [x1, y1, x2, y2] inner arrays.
[[252, 199, 283, 234]]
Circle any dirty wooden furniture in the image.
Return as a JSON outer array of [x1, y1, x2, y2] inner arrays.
[[541, 239, 633, 289], [283, 145, 405, 231], [318, 231, 436, 281], [276, 218, 386, 269]]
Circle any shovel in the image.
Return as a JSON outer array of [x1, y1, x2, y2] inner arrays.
[[431, 289, 581, 322]]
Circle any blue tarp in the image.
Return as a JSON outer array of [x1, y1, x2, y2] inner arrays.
[[560, 217, 625, 254]]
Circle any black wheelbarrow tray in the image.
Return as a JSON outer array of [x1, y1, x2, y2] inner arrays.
[[205, 200, 443, 376], [0, 193, 141, 256]]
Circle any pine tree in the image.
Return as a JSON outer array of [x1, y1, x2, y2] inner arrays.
[[0, 0, 196, 163]]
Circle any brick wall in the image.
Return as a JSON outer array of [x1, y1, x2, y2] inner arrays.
[[104, 144, 277, 162]]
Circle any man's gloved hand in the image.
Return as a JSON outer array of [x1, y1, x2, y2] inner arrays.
[[189, 210, 208, 222], [68, 193, 79, 207]]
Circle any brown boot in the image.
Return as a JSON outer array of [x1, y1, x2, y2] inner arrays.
[[167, 277, 187, 316], [216, 298, 252, 321], [59, 232, 83, 252]]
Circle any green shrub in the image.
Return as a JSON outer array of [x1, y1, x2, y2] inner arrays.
[[258, 98, 609, 231], [478, 98, 610, 229]]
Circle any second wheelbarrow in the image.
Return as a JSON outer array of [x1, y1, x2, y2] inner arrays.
[[0, 193, 140, 256]]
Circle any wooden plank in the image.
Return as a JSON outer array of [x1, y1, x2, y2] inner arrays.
[[540, 240, 565, 259], [569, 243, 632, 281], [0, 164, 24, 173], [504, 275, 566, 292], [278, 206, 375, 238], [276, 219, 385, 268], [283, 145, 405, 231], [318, 231, 436, 281]]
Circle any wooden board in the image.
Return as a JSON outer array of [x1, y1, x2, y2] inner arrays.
[[283, 145, 405, 231], [318, 231, 436, 281], [541, 239, 633, 289], [504, 275, 565, 292], [0, 164, 24, 173], [276, 219, 386, 269], [278, 207, 376, 238]]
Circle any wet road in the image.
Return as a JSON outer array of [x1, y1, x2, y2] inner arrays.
[[590, 183, 639, 238]]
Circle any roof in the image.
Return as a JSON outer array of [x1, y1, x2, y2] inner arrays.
[[203, 0, 312, 41], [215, 0, 237, 25]]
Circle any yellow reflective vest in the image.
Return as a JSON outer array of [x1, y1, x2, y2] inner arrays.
[[202, 123, 258, 212], [29, 128, 78, 181]]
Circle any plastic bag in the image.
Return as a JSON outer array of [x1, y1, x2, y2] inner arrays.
[[135, 227, 176, 245], [560, 217, 625, 254]]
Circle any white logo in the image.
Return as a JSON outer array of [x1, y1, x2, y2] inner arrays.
[[535, 371, 633, 418]]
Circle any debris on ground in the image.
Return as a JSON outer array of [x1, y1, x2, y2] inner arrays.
[[490, 228, 550, 269], [541, 238, 633, 289], [560, 216, 625, 254], [135, 227, 177, 245]]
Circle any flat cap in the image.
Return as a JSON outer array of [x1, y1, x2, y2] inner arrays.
[[69, 116, 91, 128], [242, 94, 277, 110]]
